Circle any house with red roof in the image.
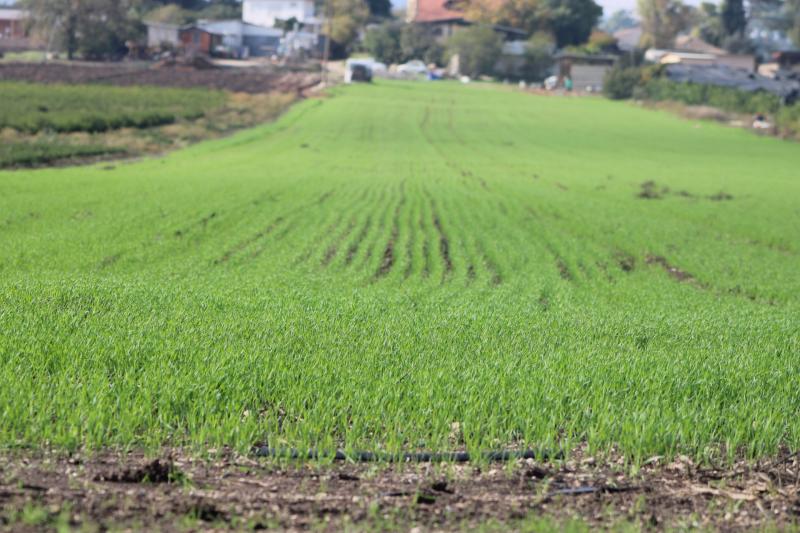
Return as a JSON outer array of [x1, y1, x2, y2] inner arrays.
[[406, 0, 525, 42]]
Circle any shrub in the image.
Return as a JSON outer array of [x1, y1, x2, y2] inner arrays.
[[400, 24, 445, 66], [520, 34, 556, 82], [603, 66, 644, 99], [448, 26, 503, 78], [363, 23, 403, 65], [639, 79, 782, 114]]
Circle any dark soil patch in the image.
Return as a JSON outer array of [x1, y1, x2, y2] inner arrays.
[[2, 448, 799, 531], [322, 244, 338, 266], [215, 216, 283, 264], [346, 216, 372, 266], [556, 258, 572, 281], [421, 237, 431, 278], [322, 220, 355, 267], [432, 213, 453, 275], [709, 191, 734, 201], [377, 239, 396, 277], [174, 211, 217, 238], [317, 190, 334, 205], [645, 254, 697, 284], [0, 63, 320, 95], [615, 251, 636, 273], [94, 459, 177, 484], [376, 194, 404, 278], [98, 253, 122, 269], [638, 180, 668, 200], [638, 182, 734, 203]]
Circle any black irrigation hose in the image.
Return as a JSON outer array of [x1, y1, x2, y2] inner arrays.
[[252, 446, 563, 463]]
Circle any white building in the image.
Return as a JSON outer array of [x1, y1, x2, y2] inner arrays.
[[243, 0, 316, 28], [200, 20, 283, 57]]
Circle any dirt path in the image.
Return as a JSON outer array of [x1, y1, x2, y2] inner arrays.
[[1, 448, 798, 531]]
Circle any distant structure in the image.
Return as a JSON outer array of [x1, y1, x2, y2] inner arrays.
[[556, 52, 616, 92], [145, 20, 285, 58], [748, 1, 797, 59], [145, 1, 322, 59], [646, 35, 755, 72], [405, 0, 523, 42], [406, 0, 467, 25], [0, 8, 31, 52], [613, 27, 642, 53], [0, 8, 26, 39], [243, 0, 316, 29]]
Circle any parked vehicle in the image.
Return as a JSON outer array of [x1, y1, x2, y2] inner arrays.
[[397, 60, 428, 77], [345, 59, 374, 84], [350, 64, 372, 83]]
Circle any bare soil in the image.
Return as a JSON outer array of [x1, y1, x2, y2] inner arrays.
[[0, 62, 321, 95], [2, 448, 799, 531]]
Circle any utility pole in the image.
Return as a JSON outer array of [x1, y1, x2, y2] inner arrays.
[[322, 0, 332, 86]]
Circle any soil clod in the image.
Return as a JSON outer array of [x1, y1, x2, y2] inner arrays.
[[96, 459, 177, 484], [645, 254, 697, 283]]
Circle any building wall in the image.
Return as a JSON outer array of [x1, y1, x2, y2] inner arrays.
[[180, 30, 215, 54], [571, 65, 611, 90], [0, 19, 24, 39], [147, 25, 180, 48], [244, 35, 281, 57], [243, 0, 315, 28]]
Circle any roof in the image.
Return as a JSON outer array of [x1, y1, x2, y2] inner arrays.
[[555, 52, 617, 64], [145, 21, 181, 29], [665, 63, 800, 100], [0, 8, 26, 20], [413, 0, 464, 22], [674, 35, 725, 56], [412, 0, 505, 23]]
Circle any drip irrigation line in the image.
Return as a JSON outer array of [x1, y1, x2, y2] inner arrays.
[[252, 447, 562, 463]]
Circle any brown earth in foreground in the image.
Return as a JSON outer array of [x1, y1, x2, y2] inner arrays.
[[1, 448, 799, 531]]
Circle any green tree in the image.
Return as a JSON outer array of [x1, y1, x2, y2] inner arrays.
[[78, 0, 144, 59], [601, 9, 638, 33], [696, 2, 723, 46], [324, 0, 369, 54], [400, 23, 444, 64], [23, 0, 143, 60], [367, 0, 392, 18], [637, 0, 694, 47], [720, 0, 747, 37], [520, 32, 555, 81], [448, 25, 502, 77], [364, 22, 403, 63], [546, 0, 604, 47], [463, 0, 602, 47], [789, 0, 800, 46]]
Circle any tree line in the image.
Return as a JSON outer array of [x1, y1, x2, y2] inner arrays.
[[17, 0, 800, 62]]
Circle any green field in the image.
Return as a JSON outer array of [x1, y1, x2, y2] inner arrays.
[[1, 82, 798, 462], [0, 82, 224, 133]]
